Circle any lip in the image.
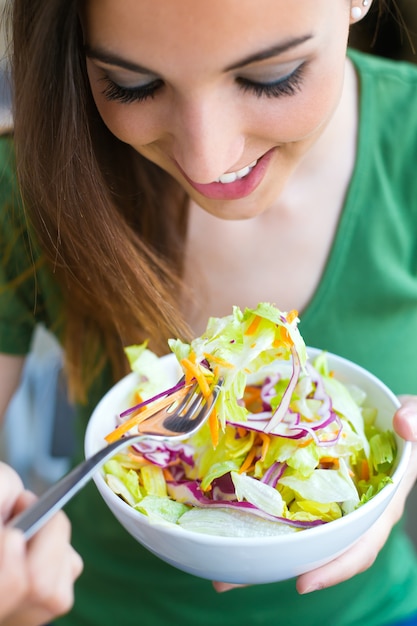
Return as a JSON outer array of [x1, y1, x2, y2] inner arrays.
[[178, 148, 275, 201]]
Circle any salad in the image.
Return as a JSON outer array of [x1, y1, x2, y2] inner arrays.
[[103, 303, 397, 537]]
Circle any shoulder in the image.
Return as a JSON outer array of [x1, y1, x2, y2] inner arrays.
[[349, 49, 417, 125], [349, 47, 417, 89], [0, 133, 63, 350], [0, 133, 41, 307], [0, 133, 32, 260], [350, 50, 417, 205], [0, 133, 18, 196]]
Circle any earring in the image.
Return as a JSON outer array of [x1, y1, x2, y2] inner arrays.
[[351, 6, 362, 19], [363, 0, 370, 5]]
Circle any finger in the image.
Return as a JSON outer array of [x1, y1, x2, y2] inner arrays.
[[394, 396, 417, 441], [298, 403, 417, 596], [0, 463, 24, 521], [70, 546, 84, 580], [13, 489, 38, 516], [26, 512, 71, 600], [212, 581, 248, 593], [47, 546, 83, 616], [0, 528, 28, 619], [26, 511, 82, 616], [297, 508, 397, 594], [0, 523, 83, 626]]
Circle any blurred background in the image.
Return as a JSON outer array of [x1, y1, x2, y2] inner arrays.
[[349, 0, 417, 62], [0, 0, 416, 545]]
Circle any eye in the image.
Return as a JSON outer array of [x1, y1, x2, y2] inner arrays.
[[237, 63, 305, 99], [100, 76, 164, 104]]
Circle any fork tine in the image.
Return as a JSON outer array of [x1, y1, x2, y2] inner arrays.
[[163, 394, 204, 432], [178, 389, 205, 418], [165, 380, 199, 415], [162, 378, 222, 434]]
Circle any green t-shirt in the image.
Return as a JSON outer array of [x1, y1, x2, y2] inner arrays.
[[1, 49, 417, 626]]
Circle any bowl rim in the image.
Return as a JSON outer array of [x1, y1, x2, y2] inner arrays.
[[84, 347, 412, 546]]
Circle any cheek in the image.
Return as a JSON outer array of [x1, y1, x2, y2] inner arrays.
[[252, 62, 346, 146], [90, 87, 162, 147], [85, 58, 160, 145]]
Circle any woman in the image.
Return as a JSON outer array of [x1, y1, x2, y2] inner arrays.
[[0, 463, 82, 626], [1, 0, 417, 624]]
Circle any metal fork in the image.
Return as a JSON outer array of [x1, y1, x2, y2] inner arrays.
[[10, 377, 223, 540]]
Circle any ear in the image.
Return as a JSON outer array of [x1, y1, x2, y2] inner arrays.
[[350, 0, 373, 24]]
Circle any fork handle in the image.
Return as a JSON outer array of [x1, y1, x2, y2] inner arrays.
[[9, 439, 125, 540]]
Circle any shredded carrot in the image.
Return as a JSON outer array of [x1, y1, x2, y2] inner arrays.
[[127, 451, 147, 464], [237, 427, 248, 438], [286, 309, 298, 323], [243, 385, 262, 409], [203, 352, 234, 369], [110, 357, 220, 449], [163, 467, 176, 482], [319, 456, 340, 470], [360, 459, 370, 481], [258, 432, 271, 461], [279, 326, 293, 347], [298, 437, 313, 448], [180, 358, 220, 448], [133, 391, 143, 405], [208, 407, 219, 448], [319, 456, 337, 464], [244, 384, 262, 398], [245, 315, 261, 336], [180, 358, 211, 397], [239, 446, 257, 474], [105, 391, 186, 443]]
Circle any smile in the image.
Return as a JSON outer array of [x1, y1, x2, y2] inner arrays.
[[176, 148, 275, 201], [215, 160, 258, 184]]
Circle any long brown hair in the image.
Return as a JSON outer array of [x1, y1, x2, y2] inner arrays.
[[7, 0, 193, 402]]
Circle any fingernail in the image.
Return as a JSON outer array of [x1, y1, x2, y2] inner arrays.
[[397, 409, 417, 439], [299, 582, 324, 595]]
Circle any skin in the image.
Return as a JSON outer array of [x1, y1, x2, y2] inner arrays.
[[83, 0, 362, 326], [0, 459, 83, 626], [85, 0, 353, 220], [0, 0, 415, 612], [81, 0, 417, 595]]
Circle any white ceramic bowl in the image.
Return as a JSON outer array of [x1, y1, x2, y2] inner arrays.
[[84, 348, 411, 584]]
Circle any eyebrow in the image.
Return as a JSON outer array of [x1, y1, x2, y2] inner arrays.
[[84, 34, 313, 75], [225, 34, 313, 71], [85, 45, 153, 74]]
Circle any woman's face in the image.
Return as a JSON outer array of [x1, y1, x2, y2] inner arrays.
[[84, 0, 353, 220]]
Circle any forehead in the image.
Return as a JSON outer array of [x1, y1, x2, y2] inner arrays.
[[82, 0, 336, 70]]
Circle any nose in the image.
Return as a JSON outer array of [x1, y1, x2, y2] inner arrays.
[[169, 92, 245, 184]]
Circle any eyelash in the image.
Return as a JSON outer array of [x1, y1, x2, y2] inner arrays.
[[101, 77, 164, 104], [237, 64, 305, 98], [100, 64, 305, 105]]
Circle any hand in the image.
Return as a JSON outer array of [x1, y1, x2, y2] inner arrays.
[[213, 396, 417, 594], [0, 462, 83, 626]]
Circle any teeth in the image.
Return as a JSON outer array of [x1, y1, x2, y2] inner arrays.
[[218, 171, 239, 184], [215, 159, 258, 184]]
